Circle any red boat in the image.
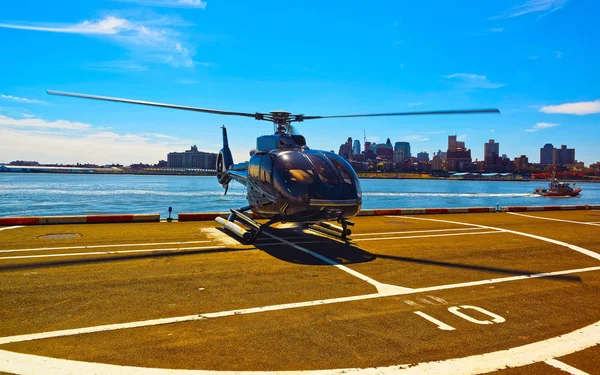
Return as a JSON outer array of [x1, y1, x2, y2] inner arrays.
[[533, 171, 582, 197]]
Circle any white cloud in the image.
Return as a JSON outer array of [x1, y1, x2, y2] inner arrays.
[[529, 55, 540, 60], [554, 51, 563, 58], [85, 61, 149, 72], [0, 113, 195, 164], [490, 129, 496, 132], [540, 100, 600, 115], [0, 114, 91, 130], [490, 0, 568, 19], [119, 0, 207, 8], [402, 135, 429, 141], [393, 40, 404, 46], [0, 94, 45, 104], [489, 28, 504, 32], [457, 134, 467, 141], [525, 122, 560, 132], [0, 15, 195, 68], [445, 73, 505, 89], [407, 102, 424, 107]]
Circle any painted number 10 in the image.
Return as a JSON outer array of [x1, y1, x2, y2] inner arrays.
[[414, 305, 505, 331]]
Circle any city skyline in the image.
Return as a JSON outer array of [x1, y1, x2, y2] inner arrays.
[[0, 0, 599, 165]]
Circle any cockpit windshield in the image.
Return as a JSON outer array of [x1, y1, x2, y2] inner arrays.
[[274, 152, 315, 185], [273, 151, 359, 202], [305, 153, 341, 186]]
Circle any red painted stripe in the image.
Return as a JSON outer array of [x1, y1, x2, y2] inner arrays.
[[86, 215, 135, 223], [467, 207, 489, 213], [425, 208, 449, 214], [542, 206, 562, 211], [575, 205, 589, 210], [506, 206, 528, 212], [373, 209, 402, 215], [178, 213, 221, 221], [0, 217, 40, 225]]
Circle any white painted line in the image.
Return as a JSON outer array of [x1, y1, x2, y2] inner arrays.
[[263, 232, 412, 294], [0, 226, 24, 231], [351, 227, 487, 237], [0, 240, 214, 254], [0, 241, 322, 261], [387, 216, 600, 261], [0, 245, 236, 260], [1, 316, 600, 374], [413, 311, 455, 331], [545, 359, 590, 375], [1, 265, 598, 346], [354, 231, 502, 242], [508, 212, 600, 226]]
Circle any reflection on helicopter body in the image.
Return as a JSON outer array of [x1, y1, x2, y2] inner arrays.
[[246, 148, 362, 222]]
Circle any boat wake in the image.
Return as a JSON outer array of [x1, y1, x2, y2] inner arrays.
[[364, 192, 537, 198]]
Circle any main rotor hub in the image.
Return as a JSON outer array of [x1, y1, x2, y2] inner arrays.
[[269, 110, 293, 134]]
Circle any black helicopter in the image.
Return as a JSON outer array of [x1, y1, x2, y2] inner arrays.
[[47, 90, 499, 241]]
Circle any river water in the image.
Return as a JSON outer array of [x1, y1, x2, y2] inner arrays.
[[0, 173, 598, 218]]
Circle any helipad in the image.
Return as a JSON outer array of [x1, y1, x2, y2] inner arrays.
[[0, 210, 599, 374]]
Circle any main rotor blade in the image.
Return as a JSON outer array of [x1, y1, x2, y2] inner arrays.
[[47, 90, 263, 119], [301, 108, 500, 120]]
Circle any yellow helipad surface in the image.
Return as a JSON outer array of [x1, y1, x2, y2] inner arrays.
[[1, 210, 599, 374]]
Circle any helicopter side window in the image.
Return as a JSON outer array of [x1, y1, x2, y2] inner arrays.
[[260, 155, 273, 186], [248, 156, 260, 179]]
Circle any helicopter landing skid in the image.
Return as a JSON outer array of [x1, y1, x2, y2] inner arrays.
[[309, 219, 354, 241], [215, 207, 275, 243]]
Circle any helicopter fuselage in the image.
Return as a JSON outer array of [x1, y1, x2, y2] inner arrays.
[[242, 134, 362, 223]]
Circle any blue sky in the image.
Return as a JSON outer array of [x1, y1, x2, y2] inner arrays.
[[0, 0, 599, 165]]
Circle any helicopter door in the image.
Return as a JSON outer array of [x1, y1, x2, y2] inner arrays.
[[259, 154, 274, 197]]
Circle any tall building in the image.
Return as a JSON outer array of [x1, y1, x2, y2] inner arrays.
[[484, 139, 500, 172], [338, 137, 353, 160], [432, 155, 442, 171], [540, 143, 554, 165], [446, 136, 472, 171], [417, 151, 430, 162], [484, 139, 499, 160], [394, 142, 411, 158], [352, 140, 361, 156], [553, 145, 575, 165], [167, 145, 217, 169], [448, 135, 457, 152]]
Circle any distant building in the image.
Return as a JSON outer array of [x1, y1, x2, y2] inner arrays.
[[553, 145, 575, 165], [167, 145, 217, 169], [540, 143, 554, 165], [514, 155, 529, 171], [374, 143, 393, 160], [338, 137, 353, 160], [448, 135, 457, 152], [432, 155, 443, 171], [394, 142, 411, 158], [434, 149, 447, 160], [484, 139, 500, 172], [446, 136, 472, 171], [417, 151, 430, 162], [352, 140, 361, 156], [484, 139, 499, 160]]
